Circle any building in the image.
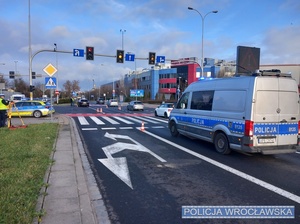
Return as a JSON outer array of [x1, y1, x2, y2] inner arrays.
[[101, 60, 300, 101]]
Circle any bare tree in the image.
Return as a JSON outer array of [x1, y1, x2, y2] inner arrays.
[[63, 80, 80, 97]]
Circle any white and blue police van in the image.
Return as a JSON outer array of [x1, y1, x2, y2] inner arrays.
[[168, 70, 300, 155]]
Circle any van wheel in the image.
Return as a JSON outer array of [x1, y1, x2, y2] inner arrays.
[[155, 111, 158, 116], [169, 121, 179, 137], [164, 112, 168, 118], [214, 132, 231, 154]]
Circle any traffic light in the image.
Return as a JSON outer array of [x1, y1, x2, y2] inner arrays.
[[9, 71, 15, 79], [148, 52, 156, 65], [32, 72, 36, 79], [116, 50, 124, 63], [30, 85, 35, 92], [86, 46, 94, 60]]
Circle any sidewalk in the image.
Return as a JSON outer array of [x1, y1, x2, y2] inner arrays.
[[22, 115, 111, 224]]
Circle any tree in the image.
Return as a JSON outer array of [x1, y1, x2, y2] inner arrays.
[[14, 78, 29, 95], [63, 80, 80, 97]]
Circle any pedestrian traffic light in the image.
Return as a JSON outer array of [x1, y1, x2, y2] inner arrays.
[[148, 52, 156, 65], [9, 71, 15, 79], [86, 46, 94, 60], [116, 50, 124, 63], [30, 85, 35, 92], [32, 72, 36, 79]]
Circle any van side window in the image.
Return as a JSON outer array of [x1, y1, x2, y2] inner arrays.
[[191, 91, 214, 111], [176, 92, 190, 109]]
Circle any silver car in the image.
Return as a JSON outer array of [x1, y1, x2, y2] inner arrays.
[[127, 101, 144, 111], [107, 99, 118, 107]]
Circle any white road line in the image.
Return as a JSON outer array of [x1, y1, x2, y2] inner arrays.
[[141, 129, 300, 205], [145, 116, 168, 123], [82, 128, 98, 131], [90, 116, 105, 125], [102, 116, 120, 124], [119, 127, 134, 130], [101, 127, 116, 130], [126, 116, 147, 124], [136, 117, 159, 124], [114, 116, 134, 124], [78, 116, 89, 125], [152, 126, 165, 129]]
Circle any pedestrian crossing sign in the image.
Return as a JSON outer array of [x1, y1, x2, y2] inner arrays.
[[45, 77, 57, 89]]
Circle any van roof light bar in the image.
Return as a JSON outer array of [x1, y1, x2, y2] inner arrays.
[[253, 69, 292, 77]]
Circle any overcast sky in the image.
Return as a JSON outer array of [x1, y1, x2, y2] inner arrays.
[[0, 0, 299, 90]]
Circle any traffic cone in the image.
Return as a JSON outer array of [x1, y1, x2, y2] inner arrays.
[[140, 121, 145, 131], [118, 105, 121, 110], [99, 108, 102, 113], [96, 108, 99, 112], [106, 104, 108, 108]]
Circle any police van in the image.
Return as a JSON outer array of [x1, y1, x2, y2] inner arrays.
[[168, 70, 300, 155]]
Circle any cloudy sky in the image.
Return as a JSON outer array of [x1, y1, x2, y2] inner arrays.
[[0, 0, 299, 90]]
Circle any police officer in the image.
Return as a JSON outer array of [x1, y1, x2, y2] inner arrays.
[[0, 94, 9, 127]]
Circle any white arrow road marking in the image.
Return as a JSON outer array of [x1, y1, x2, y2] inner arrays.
[[98, 132, 166, 189], [98, 157, 133, 189]]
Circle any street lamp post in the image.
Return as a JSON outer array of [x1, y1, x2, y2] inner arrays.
[[120, 29, 126, 50], [54, 43, 59, 104], [188, 7, 218, 78]]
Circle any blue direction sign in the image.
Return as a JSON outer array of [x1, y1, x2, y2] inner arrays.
[[156, 56, 165, 63], [45, 77, 57, 89], [130, 89, 144, 97], [73, 49, 84, 57], [125, 53, 135, 62]]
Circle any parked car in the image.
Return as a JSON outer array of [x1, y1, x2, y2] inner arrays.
[[96, 97, 105, 104], [10, 100, 51, 118], [77, 98, 89, 107], [127, 101, 144, 111], [107, 99, 118, 107], [154, 103, 174, 118]]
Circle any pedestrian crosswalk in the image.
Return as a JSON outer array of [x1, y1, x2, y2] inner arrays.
[[75, 115, 168, 130]]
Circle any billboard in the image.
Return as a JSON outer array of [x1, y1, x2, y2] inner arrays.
[[236, 46, 260, 74], [130, 89, 144, 97]]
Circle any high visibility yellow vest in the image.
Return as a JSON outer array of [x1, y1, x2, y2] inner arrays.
[[0, 99, 8, 110]]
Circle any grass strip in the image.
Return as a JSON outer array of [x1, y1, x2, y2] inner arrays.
[[0, 123, 59, 224]]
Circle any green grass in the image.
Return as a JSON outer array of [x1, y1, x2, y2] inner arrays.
[[0, 123, 59, 224]]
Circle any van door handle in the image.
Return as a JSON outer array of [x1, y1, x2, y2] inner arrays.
[[291, 117, 296, 120]]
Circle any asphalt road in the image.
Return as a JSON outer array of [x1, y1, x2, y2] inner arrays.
[[46, 104, 300, 223]]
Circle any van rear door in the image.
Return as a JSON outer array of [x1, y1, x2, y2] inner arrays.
[[253, 77, 299, 149]]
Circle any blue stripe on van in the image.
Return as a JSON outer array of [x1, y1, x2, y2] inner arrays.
[[171, 115, 298, 136], [172, 115, 245, 134]]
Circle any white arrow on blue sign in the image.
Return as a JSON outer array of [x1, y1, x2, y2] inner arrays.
[[125, 53, 135, 62], [156, 56, 165, 63], [73, 49, 84, 57], [45, 77, 57, 89]]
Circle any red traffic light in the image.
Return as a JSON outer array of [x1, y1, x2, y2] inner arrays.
[[86, 46, 94, 60]]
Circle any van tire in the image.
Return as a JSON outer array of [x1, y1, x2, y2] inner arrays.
[[169, 121, 179, 137], [164, 112, 168, 118], [214, 132, 231, 154]]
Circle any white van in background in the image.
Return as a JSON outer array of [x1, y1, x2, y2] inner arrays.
[[168, 70, 300, 155]]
